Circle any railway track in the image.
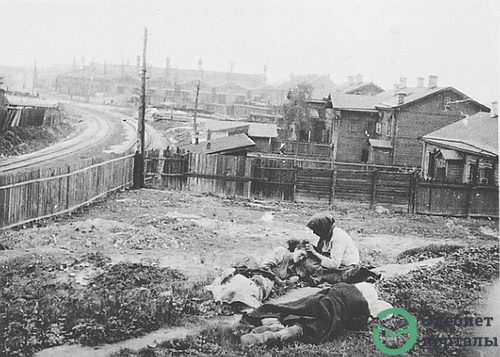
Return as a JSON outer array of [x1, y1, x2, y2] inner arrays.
[[0, 103, 150, 173]]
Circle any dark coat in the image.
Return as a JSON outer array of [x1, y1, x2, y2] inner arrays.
[[243, 283, 370, 343]]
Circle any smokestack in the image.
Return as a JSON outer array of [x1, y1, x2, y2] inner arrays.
[[397, 92, 407, 105], [399, 77, 407, 88], [417, 77, 424, 87], [356, 74, 363, 84], [428, 75, 438, 88]]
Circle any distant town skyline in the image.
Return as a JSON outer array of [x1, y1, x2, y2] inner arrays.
[[0, 0, 498, 106]]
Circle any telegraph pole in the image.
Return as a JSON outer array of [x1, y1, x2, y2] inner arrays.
[[134, 27, 147, 188], [193, 80, 200, 144]]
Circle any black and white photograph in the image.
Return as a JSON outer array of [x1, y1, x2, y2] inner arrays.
[[0, 1, 498, 356]]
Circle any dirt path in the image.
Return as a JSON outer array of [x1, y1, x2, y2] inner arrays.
[[34, 315, 241, 357]]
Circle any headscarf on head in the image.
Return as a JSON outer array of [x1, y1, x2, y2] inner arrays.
[[306, 212, 335, 242]]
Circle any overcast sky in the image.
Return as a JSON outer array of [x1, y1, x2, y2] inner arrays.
[[0, 0, 498, 105]]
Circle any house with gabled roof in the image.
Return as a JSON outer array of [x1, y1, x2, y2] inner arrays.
[[335, 75, 385, 96], [308, 93, 384, 163], [305, 76, 490, 167], [421, 109, 498, 186], [374, 76, 490, 167], [181, 133, 256, 155]]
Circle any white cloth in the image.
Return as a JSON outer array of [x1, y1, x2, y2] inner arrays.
[[205, 269, 274, 309], [318, 227, 360, 269]]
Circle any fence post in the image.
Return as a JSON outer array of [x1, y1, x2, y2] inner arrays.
[[464, 183, 473, 217], [65, 166, 71, 210], [244, 157, 252, 198], [370, 169, 378, 210], [408, 171, 417, 214], [133, 150, 144, 189]]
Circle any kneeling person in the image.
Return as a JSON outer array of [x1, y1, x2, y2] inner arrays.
[[303, 212, 360, 285]]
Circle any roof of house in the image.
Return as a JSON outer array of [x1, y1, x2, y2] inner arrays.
[[423, 112, 498, 157], [375, 86, 490, 112], [338, 82, 385, 94], [308, 93, 384, 112], [182, 133, 255, 154], [369, 139, 393, 149]]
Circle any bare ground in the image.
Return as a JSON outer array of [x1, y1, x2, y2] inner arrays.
[[1, 188, 497, 281], [1, 188, 498, 356]]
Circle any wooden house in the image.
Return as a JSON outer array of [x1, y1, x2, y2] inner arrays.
[[375, 78, 490, 167], [421, 110, 498, 186], [306, 76, 489, 167]]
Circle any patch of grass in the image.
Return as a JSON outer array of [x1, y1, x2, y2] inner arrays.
[[396, 243, 464, 263], [378, 245, 499, 355], [0, 255, 232, 356]]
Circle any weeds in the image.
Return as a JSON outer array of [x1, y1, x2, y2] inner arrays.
[[0, 254, 231, 357]]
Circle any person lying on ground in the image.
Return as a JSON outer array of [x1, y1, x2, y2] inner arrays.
[[302, 212, 362, 285], [240, 282, 374, 346], [205, 240, 308, 311]]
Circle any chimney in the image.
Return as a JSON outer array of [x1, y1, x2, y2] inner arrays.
[[417, 77, 424, 87], [397, 92, 407, 105], [491, 101, 498, 118], [356, 74, 363, 84], [207, 129, 212, 140], [206, 142, 211, 150], [399, 77, 407, 88], [348, 75, 355, 84], [428, 75, 438, 88]]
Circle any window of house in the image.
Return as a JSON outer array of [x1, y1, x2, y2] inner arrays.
[[366, 122, 375, 136], [436, 167, 446, 180], [444, 97, 451, 111], [348, 121, 357, 134], [467, 163, 478, 184], [361, 149, 369, 163]]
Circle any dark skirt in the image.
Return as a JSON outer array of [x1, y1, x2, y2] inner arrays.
[[243, 283, 370, 343]]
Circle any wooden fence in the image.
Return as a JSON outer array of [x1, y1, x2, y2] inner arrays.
[[411, 180, 499, 218], [0, 154, 134, 229], [145, 151, 412, 207]]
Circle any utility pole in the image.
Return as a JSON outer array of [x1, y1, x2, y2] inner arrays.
[[193, 80, 200, 144], [134, 27, 147, 188]]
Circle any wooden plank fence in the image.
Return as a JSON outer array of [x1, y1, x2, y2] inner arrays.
[[145, 151, 412, 207], [145, 151, 498, 217], [411, 180, 499, 218], [0, 154, 134, 229]]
